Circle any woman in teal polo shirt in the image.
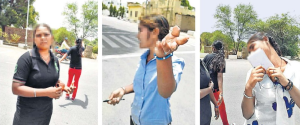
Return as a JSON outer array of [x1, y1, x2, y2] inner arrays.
[[106, 14, 189, 125]]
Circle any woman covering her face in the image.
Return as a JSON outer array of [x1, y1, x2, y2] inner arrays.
[[12, 24, 73, 125], [106, 14, 189, 125], [242, 32, 300, 125]]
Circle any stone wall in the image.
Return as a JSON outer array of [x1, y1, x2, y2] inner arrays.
[[5, 26, 33, 47], [174, 14, 195, 32]]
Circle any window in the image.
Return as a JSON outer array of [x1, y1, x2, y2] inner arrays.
[[135, 11, 138, 17], [130, 11, 132, 17]]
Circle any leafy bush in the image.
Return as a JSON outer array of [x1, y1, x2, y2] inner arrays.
[[10, 34, 21, 43], [92, 46, 98, 54]]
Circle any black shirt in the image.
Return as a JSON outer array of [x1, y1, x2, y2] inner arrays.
[[203, 53, 226, 90], [67, 46, 84, 68], [13, 47, 60, 125], [200, 59, 212, 125]]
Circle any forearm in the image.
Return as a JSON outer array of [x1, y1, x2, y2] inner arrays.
[[156, 57, 176, 98], [288, 86, 300, 108], [210, 92, 218, 106], [12, 83, 49, 97], [59, 54, 68, 62], [200, 87, 211, 99], [241, 87, 255, 119], [217, 73, 223, 93], [123, 83, 134, 94]]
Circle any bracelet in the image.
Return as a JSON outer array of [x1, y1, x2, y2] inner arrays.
[[285, 79, 294, 91], [34, 89, 36, 97], [154, 52, 173, 60], [215, 105, 219, 108], [244, 91, 254, 99], [121, 87, 126, 94]]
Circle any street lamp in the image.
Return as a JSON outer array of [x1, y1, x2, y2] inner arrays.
[[25, 0, 30, 49]]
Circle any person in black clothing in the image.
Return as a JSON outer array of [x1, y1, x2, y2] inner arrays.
[[59, 38, 85, 100], [203, 40, 229, 125], [12, 23, 73, 125], [200, 59, 219, 125]]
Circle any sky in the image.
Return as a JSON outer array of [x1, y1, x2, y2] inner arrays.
[[200, 0, 300, 33], [33, 0, 89, 29]]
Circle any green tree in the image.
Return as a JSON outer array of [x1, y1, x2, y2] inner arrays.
[[63, 1, 98, 39], [119, 6, 125, 18], [109, 4, 113, 16], [210, 30, 234, 55], [13, 0, 39, 29], [214, 4, 257, 54], [102, 2, 108, 10], [200, 32, 213, 49], [52, 27, 76, 46], [251, 13, 300, 57], [113, 6, 117, 17], [0, 1, 18, 31], [62, 2, 80, 38], [238, 41, 247, 52], [82, 0, 98, 39], [180, 0, 193, 10]]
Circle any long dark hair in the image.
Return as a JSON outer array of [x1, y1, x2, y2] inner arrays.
[[76, 38, 83, 56], [248, 32, 282, 56], [139, 14, 169, 41], [210, 41, 225, 72], [33, 23, 53, 49]]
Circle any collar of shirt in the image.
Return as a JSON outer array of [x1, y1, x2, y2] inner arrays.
[[31, 47, 55, 60]]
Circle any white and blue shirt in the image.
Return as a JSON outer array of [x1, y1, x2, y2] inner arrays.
[[131, 50, 185, 125], [244, 58, 300, 125]]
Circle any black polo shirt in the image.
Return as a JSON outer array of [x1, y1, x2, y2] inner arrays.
[[200, 59, 212, 124], [203, 53, 226, 90], [12, 47, 60, 125], [67, 46, 84, 68]]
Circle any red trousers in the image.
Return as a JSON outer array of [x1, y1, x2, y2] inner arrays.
[[66, 68, 82, 99], [214, 91, 229, 125]]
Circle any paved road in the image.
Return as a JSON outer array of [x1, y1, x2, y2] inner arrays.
[[102, 16, 196, 125], [207, 59, 300, 124], [0, 45, 98, 125]]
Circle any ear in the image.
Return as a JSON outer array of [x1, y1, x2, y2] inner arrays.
[[263, 36, 269, 44], [152, 27, 160, 36]]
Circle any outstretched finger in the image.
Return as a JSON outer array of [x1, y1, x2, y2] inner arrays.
[[175, 36, 189, 46]]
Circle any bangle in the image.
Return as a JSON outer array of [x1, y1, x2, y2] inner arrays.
[[244, 91, 253, 99], [285, 79, 294, 91], [121, 87, 126, 94], [215, 105, 219, 108], [34, 89, 36, 97], [154, 52, 173, 60]]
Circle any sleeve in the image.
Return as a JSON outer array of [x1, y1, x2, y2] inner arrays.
[[172, 57, 185, 91], [67, 47, 72, 56], [13, 52, 31, 83]]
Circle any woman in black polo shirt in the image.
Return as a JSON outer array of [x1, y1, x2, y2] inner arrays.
[[59, 38, 85, 100], [12, 23, 73, 125]]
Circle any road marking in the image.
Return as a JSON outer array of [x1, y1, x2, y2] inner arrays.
[[120, 35, 139, 45], [102, 51, 195, 59], [110, 35, 132, 47], [102, 35, 120, 48], [129, 36, 139, 42]]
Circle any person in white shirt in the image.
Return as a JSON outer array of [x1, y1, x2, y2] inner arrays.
[[242, 32, 300, 125]]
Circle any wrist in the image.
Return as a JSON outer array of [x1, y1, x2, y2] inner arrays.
[[121, 87, 126, 94], [280, 78, 289, 87]]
